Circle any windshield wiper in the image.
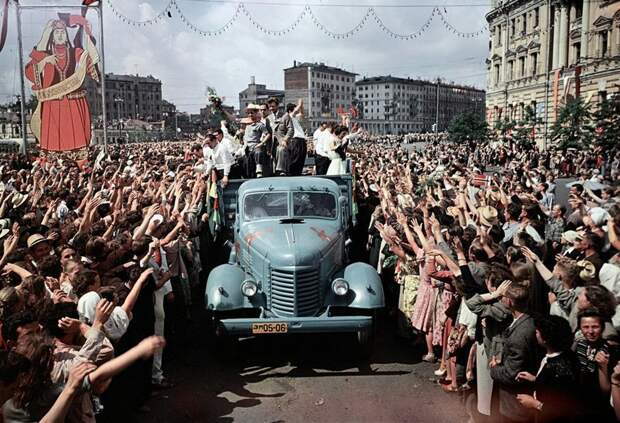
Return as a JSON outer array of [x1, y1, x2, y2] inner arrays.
[[279, 218, 305, 224]]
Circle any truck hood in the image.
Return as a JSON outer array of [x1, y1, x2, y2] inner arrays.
[[242, 221, 341, 267]]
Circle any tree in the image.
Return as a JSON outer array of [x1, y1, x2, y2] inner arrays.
[[593, 95, 620, 151], [512, 105, 541, 149], [494, 116, 516, 144], [550, 97, 594, 150], [447, 111, 488, 144]]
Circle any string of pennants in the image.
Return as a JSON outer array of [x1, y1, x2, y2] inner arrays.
[[104, 0, 489, 39]]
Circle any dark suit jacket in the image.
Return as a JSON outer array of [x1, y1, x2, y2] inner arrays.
[[534, 353, 580, 423], [490, 313, 538, 422]]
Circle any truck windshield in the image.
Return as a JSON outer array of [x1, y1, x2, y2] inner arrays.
[[293, 192, 337, 219], [244, 192, 289, 221]]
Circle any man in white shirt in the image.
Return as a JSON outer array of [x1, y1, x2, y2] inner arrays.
[[214, 126, 243, 179], [313, 122, 330, 175], [287, 102, 308, 176], [204, 133, 234, 187]]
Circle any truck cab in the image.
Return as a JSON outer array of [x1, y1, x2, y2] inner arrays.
[[205, 176, 384, 352]]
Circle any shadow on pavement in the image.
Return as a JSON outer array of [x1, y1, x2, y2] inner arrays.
[[137, 312, 423, 422]]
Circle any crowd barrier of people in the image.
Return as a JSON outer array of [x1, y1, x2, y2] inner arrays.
[[351, 138, 620, 423], [0, 95, 617, 422]]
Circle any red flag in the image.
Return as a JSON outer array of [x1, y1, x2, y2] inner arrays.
[[82, 0, 98, 5]]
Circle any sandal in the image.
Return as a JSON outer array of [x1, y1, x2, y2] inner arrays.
[[422, 353, 436, 363], [434, 367, 447, 377], [441, 384, 459, 393], [459, 382, 472, 392]]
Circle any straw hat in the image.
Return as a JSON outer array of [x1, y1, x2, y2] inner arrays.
[[588, 207, 610, 227], [561, 230, 583, 244], [0, 219, 10, 230], [27, 234, 49, 249], [477, 206, 498, 227], [245, 103, 261, 111], [577, 260, 596, 282], [11, 193, 29, 209]]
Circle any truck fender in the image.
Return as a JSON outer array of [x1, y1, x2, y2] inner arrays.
[[205, 264, 265, 311], [324, 262, 385, 309]]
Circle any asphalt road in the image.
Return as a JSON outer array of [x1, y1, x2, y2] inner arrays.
[[137, 316, 469, 423]]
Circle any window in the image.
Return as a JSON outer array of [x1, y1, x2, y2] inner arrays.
[[494, 64, 501, 85], [530, 53, 538, 76], [511, 19, 516, 36], [244, 192, 288, 221], [508, 60, 514, 80], [519, 57, 526, 78], [573, 42, 581, 63], [600, 31, 609, 57], [534, 7, 539, 27], [293, 192, 336, 219]]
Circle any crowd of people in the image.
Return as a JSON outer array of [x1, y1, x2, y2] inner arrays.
[[0, 94, 617, 422], [353, 138, 620, 422]]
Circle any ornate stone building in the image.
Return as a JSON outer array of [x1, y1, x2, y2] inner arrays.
[[485, 0, 620, 146]]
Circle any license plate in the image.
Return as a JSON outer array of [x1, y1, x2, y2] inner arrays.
[[251, 322, 288, 334]]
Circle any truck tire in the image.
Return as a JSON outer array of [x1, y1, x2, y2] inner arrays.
[[356, 312, 376, 360], [210, 312, 238, 359]]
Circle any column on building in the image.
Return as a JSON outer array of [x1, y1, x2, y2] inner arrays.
[[552, 6, 561, 68], [580, 0, 590, 60], [559, 3, 569, 67]]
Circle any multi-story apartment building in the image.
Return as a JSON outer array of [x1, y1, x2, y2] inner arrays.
[[86, 73, 164, 122], [283, 61, 357, 130], [486, 0, 620, 145], [238, 77, 285, 112], [355, 76, 485, 134]]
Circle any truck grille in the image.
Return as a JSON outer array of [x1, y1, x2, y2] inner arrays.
[[270, 268, 320, 317]]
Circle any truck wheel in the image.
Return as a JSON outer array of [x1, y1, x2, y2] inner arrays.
[[356, 313, 376, 359], [211, 313, 238, 359]]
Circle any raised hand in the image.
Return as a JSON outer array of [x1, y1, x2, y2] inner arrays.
[[93, 299, 114, 327], [136, 336, 166, 359], [494, 280, 512, 298], [520, 246, 540, 264]]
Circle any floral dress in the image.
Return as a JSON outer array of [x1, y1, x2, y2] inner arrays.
[[396, 254, 420, 337], [410, 252, 437, 334]]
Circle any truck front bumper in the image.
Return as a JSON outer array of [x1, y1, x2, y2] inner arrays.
[[218, 315, 372, 336]]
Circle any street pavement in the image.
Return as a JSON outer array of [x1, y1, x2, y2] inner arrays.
[[138, 317, 470, 423]]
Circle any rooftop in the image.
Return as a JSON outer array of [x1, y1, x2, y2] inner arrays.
[[284, 61, 357, 76], [106, 73, 162, 83], [356, 75, 485, 93]]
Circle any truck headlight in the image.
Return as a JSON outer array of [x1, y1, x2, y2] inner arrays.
[[332, 278, 349, 296], [241, 280, 258, 297]]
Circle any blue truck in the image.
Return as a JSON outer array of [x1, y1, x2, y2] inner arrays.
[[205, 175, 385, 354]]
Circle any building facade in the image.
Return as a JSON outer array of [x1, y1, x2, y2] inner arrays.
[[355, 76, 485, 135], [283, 61, 357, 130], [238, 77, 285, 112], [486, 0, 620, 146], [85, 73, 164, 122]]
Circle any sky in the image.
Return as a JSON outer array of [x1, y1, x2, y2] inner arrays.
[[0, 0, 491, 114]]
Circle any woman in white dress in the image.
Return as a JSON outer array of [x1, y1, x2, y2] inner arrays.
[[326, 125, 349, 175]]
